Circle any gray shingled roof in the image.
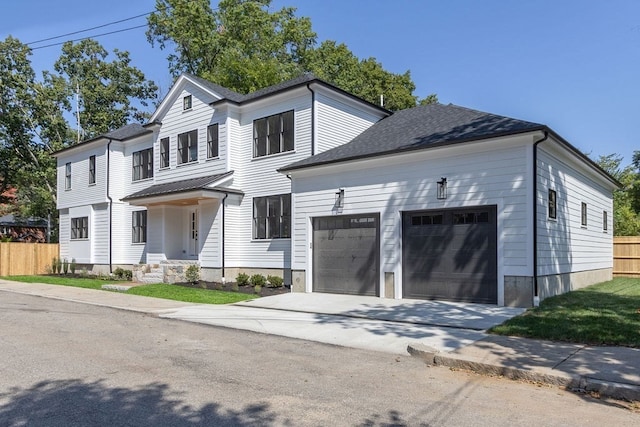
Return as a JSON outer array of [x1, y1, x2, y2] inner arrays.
[[105, 123, 153, 141], [184, 73, 246, 102], [122, 171, 236, 201], [280, 103, 546, 172]]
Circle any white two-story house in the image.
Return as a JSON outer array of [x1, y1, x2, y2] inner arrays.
[[54, 73, 389, 283]]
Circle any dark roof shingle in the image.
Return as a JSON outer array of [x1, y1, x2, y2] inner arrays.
[[280, 103, 545, 171]]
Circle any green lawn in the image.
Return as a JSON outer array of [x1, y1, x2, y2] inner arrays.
[[489, 278, 640, 347], [2, 275, 255, 304], [126, 283, 256, 304], [2, 275, 119, 289]]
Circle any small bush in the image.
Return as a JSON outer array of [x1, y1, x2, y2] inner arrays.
[[80, 267, 89, 278], [250, 274, 266, 287], [62, 259, 69, 274], [267, 275, 284, 288], [70, 258, 77, 275], [56, 258, 62, 275], [254, 284, 262, 294], [51, 257, 58, 274], [113, 267, 133, 281], [231, 282, 239, 292], [185, 264, 200, 283], [236, 272, 250, 286]]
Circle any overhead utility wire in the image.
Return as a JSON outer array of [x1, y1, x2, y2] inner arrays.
[[27, 11, 154, 45], [30, 25, 149, 50]]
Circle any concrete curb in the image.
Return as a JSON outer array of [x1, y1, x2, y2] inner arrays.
[[407, 343, 640, 402]]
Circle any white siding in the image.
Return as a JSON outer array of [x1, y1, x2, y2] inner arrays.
[[536, 146, 614, 275], [224, 93, 313, 269], [92, 203, 109, 264], [111, 203, 147, 264], [58, 209, 69, 260], [315, 91, 384, 153], [57, 144, 107, 210], [154, 85, 228, 184], [291, 137, 533, 297], [67, 205, 92, 264], [199, 200, 222, 268]]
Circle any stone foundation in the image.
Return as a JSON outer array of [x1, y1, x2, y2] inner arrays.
[[291, 270, 306, 292], [384, 272, 395, 299], [504, 276, 534, 307]]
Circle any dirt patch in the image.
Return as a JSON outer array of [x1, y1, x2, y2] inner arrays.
[[173, 280, 290, 297]]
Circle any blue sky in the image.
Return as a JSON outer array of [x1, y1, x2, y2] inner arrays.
[[2, 0, 639, 166]]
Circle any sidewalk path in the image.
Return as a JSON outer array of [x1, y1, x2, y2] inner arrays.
[[1, 279, 638, 401]]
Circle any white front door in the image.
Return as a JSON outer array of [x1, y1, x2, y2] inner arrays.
[[189, 209, 198, 258]]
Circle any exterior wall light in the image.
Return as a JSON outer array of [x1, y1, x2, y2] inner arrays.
[[335, 188, 345, 208], [437, 177, 447, 200]]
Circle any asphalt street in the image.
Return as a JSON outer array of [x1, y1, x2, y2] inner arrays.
[[0, 292, 637, 426]]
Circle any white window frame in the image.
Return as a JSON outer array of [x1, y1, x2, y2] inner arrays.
[[177, 130, 198, 164], [132, 148, 154, 181], [88, 155, 96, 185], [132, 211, 147, 243], [253, 194, 291, 239], [207, 124, 219, 159], [253, 110, 294, 158], [70, 216, 88, 240], [65, 162, 71, 190], [160, 137, 169, 168]]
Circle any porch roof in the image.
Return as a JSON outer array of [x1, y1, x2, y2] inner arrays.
[[121, 171, 241, 205]]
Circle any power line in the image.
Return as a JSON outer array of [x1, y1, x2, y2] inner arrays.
[[30, 25, 149, 50], [26, 11, 154, 45]]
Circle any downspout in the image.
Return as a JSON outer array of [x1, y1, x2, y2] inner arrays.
[[306, 83, 316, 156], [106, 139, 113, 274], [221, 193, 228, 282], [532, 131, 549, 306]]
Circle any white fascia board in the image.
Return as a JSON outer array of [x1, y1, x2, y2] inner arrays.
[[150, 74, 224, 123]]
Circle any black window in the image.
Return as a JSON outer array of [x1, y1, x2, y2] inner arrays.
[[253, 194, 291, 239], [71, 217, 88, 239], [89, 155, 96, 185], [183, 95, 192, 110], [548, 189, 557, 219], [207, 124, 219, 159], [132, 211, 147, 243], [603, 211, 608, 232], [160, 137, 169, 168], [178, 130, 198, 164], [581, 202, 588, 227], [253, 110, 294, 158], [65, 162, 71, 190], [132, 148, 153, 181]]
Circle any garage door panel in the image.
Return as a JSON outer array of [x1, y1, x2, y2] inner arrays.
[[313, 214, 379, 296], [402, 206, 497, 304]]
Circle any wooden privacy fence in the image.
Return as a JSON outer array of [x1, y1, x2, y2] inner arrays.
[[614, 236, 640, 278], [0, 242, 59, 276]]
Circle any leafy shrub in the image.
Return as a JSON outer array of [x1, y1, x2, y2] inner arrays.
[[52, 257, 58, 274], [267, 275, 284, 288], [62, 258, 69, 274], [70, 258, 77, 275], [57, 258, 62, 275], [250, 274, 266, 287], [236, 272, 250, 286], [80, 268, 89, 278], [113, 267, 133, 281], [254, 284, 262, 294], [185, 264, 200, 283], [231, 282, 239, 292]]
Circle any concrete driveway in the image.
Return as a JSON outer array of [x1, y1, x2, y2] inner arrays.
[[160, 293, 525, 355]]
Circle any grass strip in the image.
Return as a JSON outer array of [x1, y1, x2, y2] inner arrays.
[[489, 278, 640, 347], [1, 275, 118, 289], [126, 283, 256, 304]]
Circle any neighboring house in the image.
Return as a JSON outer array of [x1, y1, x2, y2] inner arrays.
[[54, 73, 618, 307], [279, 103, 620, 307], [0, 214, 48, 243], [53, 73, 388, 284]]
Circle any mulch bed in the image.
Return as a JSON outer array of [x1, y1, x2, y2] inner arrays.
[[173, 280, 290, 297]]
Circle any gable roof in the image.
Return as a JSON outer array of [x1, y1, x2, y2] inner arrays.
[[121, 171, 238, 201], [51, 123, 155, 157], [280, 103, 545, 172]]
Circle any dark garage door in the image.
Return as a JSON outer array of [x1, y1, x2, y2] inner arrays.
[[402, 206, 497, 304], [313, 214, 379, 296]]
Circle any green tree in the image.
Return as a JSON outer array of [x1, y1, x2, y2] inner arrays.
[[596, 153, 640, 236], [147, 0, 435, 110]]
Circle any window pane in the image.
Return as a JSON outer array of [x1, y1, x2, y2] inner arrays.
[[207, 124, 218, 158], [254, 118, 267, 157], [282, 110, 294, 152], [267, 115, 280, 154]]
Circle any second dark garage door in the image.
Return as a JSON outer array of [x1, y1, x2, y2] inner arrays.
[[402, 206, 497, 304], [313, 214, 379, 296]]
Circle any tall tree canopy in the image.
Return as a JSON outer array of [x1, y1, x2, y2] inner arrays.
[[147, 0, 436, 110], [0, 37, 158, 240], [596, 152, 640, 236]]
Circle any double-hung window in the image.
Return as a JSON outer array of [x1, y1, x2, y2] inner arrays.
[[71, 217, 88, 239], [89, 155, 96, 185], [581, 202, 588, 227], [603, 211, 608, 232], [132, 211, 147, 243], [253, 110, 294, 158], [177, 130, 198, 164], [160, 137, 169, 168], [132, 148, 153, 181], [207, 124, 219, 159], [65, 162, 71, 190], [253, 194, 291, 239]]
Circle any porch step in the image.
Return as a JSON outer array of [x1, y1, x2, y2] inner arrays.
[[161, 259, 200, 265], [138, 272, 164, 284]]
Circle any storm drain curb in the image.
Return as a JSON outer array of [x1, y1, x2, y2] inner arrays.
[[407, 343, 640, 402]]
